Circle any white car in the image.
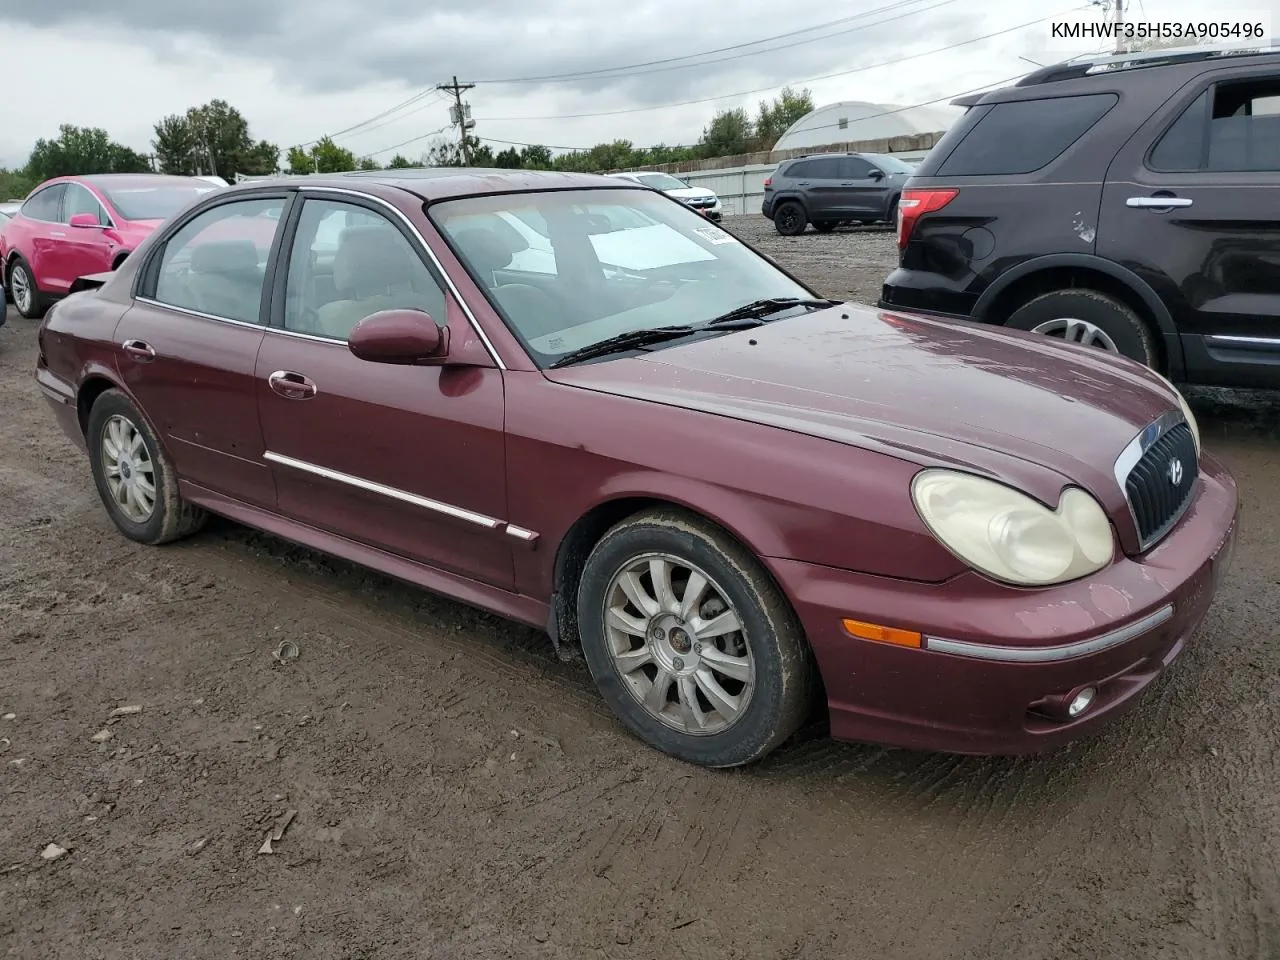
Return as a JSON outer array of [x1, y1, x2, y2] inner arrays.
[[607, 171, 722, 221]]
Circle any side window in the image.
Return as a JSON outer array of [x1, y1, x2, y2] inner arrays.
[[1150, 77, 1280, 173], [20, 184, 65, 222], [840, 157, 877, 179], [64, 184, 110, 225], [152, 196, 283, 324], [282, 198, 447, 342], [936, 93, 1118, 176], [782, 161, 812, 179], [805, 158, 841, 179]]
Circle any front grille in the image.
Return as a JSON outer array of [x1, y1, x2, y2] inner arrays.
[[1123, 421, 1199, 548], [684, 196, 715, 207]]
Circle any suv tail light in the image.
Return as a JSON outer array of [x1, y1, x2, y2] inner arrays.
[[763, 176, 772, 188], [897, 188, 957, 251]]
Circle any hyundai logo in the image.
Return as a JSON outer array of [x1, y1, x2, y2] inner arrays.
[[1168, 458, 1184, 486]]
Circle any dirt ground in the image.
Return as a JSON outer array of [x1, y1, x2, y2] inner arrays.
[[2, 217, 1278, 960]]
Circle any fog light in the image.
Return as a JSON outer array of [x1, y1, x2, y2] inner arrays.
[[1067, 687, 1097, 717]]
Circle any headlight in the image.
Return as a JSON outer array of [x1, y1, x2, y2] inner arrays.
[[911, 469, 1115, 586], [1150, 371, 1200, 456]]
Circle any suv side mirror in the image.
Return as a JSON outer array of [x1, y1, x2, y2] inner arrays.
[[868, 169, 885, 181], [347, 309, 450, 365], [69, 213, 103, 228]]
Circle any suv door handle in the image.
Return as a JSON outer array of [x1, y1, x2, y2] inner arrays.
[[795, 181, 811, 186], [1127, 195, 1193, 208], [268, 370, 317, 400], [122, 339, 156, 362]]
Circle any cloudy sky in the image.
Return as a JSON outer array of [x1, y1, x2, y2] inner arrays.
[[0, 0, 1256, 170]]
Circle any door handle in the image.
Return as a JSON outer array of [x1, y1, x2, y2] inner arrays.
[[50, 231, 66, 238], [795, 181, 811, 186], [122, 339, 156, 362], [1126, 196, 1193, 208], [268, 370, 317, 400]]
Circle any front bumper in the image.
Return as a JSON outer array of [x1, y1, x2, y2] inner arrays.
[[769, 451, 1240, 756]]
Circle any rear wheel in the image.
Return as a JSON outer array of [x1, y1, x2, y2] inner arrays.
[[9, 257, 46, 319], [87, 389, 207, 545], [576, 508, 814, 767], [1004, 289, 1158, 368], [773, 201, 807, 236]]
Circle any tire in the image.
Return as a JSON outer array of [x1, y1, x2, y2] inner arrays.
[[1004, 289, 1158, 368], [86, 389, 207, 545], [813, 221, 837, 233], [886, 197, 899, 226], [8, 256, 46, 319], [576, 508, 814, 768], [773, 201, 807, 236]]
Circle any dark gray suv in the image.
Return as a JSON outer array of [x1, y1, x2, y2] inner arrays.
[[761, 152, 913, 236]]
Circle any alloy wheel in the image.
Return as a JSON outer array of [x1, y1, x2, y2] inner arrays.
[[603, 552, 755, 736], [10, 265, 31, 314], [101, 414, 158, 523], [1030, 317, 1121, 353]]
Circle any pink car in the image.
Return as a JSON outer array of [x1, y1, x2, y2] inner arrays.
[[1, 174, 221, 319]]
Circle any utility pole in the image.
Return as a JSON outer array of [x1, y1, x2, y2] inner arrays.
[[437, 75, 476, 165], [1112, 0, 1126, 54]]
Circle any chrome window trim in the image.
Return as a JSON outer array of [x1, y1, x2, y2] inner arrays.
[[924, 604, 1174, 663], [19, 183, 68, 224], [1112, 408, 1197, 550], [1205, 334, 1280, 348], [135, 296, 266, 330], [64, 182, 116, 229], [295, 186, 506, 370]]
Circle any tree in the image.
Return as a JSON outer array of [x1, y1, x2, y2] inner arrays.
[[424, 134, 493, 167], [286, 136, 357, 174], [518, 144, 553, 169], [0, 168, 34, 200], [387, 153, 416, 169], [358, 156, 379, 170], [151, 100, 279, 178], [493, 147, 522, 168], [697, 107, 753, 159], [25, 125, 151, 182], [754, 87, 814, 150]]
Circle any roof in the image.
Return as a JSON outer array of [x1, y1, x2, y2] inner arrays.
[[222, 167, 628, 202], [74, 173, 211, 188]]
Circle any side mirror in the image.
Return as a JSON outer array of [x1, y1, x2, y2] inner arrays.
[[347, 309, 450, 365], [69, 213, 101, 228], [868, 169, 885, 181]]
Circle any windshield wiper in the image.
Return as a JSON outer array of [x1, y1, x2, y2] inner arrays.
[[548, 319, 762, 369], [704, 296, 840, 327]]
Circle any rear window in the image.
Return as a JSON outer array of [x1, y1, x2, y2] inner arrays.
[[925, 93, 1118, 177]]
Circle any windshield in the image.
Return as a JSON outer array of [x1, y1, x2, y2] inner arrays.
[[634, 173, 689, 191], [431, 187, 814, 366], [869, 154, 915, 174], [102, 184, 218, 221]]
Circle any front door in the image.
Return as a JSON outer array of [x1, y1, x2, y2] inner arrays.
[[52, 183, 116, 289], [119, 192, 291, 509], [1098, 64, 1280, 384], [255, 193, 512, 589]]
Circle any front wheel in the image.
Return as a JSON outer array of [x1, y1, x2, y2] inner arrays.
[[576, 508, 814, 767], [87, 389, 207, 545], [773, 201, 807, 236], [1004, 289, 1158, 368]]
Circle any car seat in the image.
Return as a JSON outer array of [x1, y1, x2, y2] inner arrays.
[[186, 240, 264, 324]]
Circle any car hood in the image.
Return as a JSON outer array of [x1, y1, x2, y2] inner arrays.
[[543, 305, 1178, 515]]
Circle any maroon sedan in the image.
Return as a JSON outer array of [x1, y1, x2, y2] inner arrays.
[[33, 170, 1239, 768]]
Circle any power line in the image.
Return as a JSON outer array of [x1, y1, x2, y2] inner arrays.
[[470, 0, 956, 85], [476, 74, 1026, 154], [482, 8, 1084, 123], [337, 92, 447, 140], [363, 125, 453, 159], [286, 0, 973, 152]]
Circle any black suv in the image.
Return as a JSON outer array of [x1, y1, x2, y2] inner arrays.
[[878, 42, 1280, 389], [761, 152, 913, 236]]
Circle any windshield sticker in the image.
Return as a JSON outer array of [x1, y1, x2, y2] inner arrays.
[[694, 227, 737, 245]]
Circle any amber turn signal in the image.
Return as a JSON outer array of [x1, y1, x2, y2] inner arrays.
[[841, 618, 923, 648]]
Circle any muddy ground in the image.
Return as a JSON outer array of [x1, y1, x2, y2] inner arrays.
[[2, 217, 1278, 960]]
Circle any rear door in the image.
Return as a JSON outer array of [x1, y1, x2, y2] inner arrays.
[[14, 183, 67, 290], [121, 191, 292, 508], [1099, 64, 1280, 382], [797, 157, 844, 219]]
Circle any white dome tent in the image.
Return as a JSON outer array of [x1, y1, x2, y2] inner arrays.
[[771, 100, 963, 159]]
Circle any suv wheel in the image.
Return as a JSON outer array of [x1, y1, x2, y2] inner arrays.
[[1004, 289, 1158, 368], [9, 257, 46, 320], [773, 201, 807, 236]]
